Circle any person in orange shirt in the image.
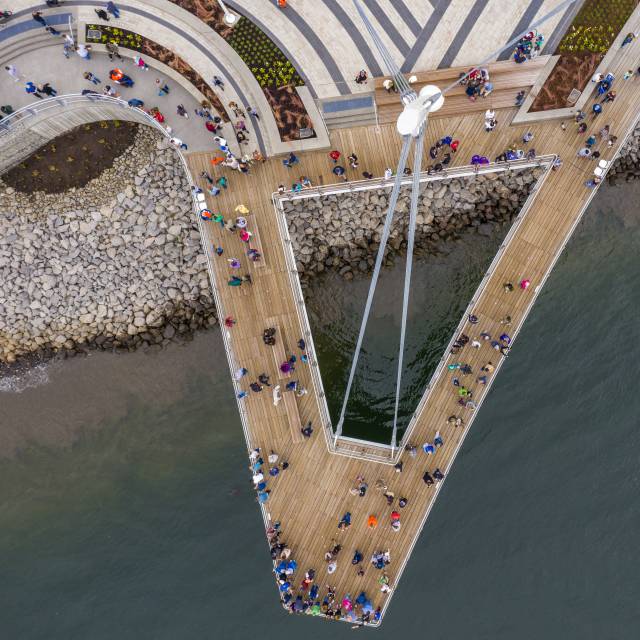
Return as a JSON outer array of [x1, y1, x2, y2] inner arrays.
[[367, 514, 378, 528]]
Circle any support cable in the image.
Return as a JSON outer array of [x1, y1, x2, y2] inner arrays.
[[391, 126, 425, 451], [352, 0, 415, 98], [335, 135, 412, 438]]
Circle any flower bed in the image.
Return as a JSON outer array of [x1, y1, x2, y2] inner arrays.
[[530, 0, 639, 111], [169, 0, 314, 141], [85, 24, 228, 121]]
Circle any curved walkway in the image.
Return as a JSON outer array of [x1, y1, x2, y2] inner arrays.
[[2, 1, 272, 151], [0, 45, 241, 153]]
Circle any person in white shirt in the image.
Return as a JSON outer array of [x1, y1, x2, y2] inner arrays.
[[4, 64, 22, 82], [76, 44, 91, 59]]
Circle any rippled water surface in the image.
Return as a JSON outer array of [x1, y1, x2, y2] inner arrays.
[[305, 223, 509, 442], [1, 182, 640, 639]]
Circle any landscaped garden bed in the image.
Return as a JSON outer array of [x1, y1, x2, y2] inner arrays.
[[530, 0, 639, 111], [2, 121, 138, 193], [85, 24, 228, 121], [169, 0, 315, 141]]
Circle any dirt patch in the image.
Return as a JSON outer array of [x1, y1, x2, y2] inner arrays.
[[263, 85, 316, 142], [530, 52, 603, 111], [529, 0, 639, 112], [2, 120, 138, 194]]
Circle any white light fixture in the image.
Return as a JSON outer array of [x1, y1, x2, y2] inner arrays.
[[217, 0, 238, 26]]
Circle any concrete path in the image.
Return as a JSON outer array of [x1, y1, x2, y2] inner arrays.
[[232, 0, 572, 97], [0, 44, 245, 154]]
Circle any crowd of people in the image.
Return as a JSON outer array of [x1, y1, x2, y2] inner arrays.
[[5, 5, 636, 625], [512, 30, 544, 63]]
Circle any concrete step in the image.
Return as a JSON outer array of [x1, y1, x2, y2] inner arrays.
[[324, 109, 377, 129], [320, 94, 376, 130], [0, 30, 76, 65]]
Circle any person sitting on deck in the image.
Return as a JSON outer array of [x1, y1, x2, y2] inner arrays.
[[338, 512, 352, 531], [423, 471, 434, 486], [433, 468, 445, 482], [301, 422, 314, 438]]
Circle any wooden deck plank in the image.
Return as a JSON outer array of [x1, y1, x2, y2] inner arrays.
[[182, 31, 640, 625]]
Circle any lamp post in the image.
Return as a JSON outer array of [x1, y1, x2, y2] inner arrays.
[[217, 0, 238, 26]]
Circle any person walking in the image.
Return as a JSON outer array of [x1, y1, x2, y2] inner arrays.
[[213, 75, 224, 89], [169, 136, 188, 150], [45, 25, 61, 36], [94, 8, 110, 20], [176, 104, 189, 118], [106, 2, 120, 18], [32, 11, 47, 26], [329, 149, 340, 164], [4, 65, 23, 82], [156, 79, 170, 95], [25, 81, 44, 98], [522, 131, 534, 144], [83, 71, 101, 85], [39, 82, 57, 96]]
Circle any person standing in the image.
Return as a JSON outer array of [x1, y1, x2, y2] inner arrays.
[[94, 8, 110, 20], [76, 43, 91, 59], [105, 42, 123, 61], [355, 69, 368, 84], [329, 149, 340, 163], [133, 55, 149, 70]]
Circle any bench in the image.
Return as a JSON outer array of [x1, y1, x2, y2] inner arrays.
[[374, 57, 550, 123], [244, 214, 266, 268], [265, 318, 291, 379], [282, 389, 305, 443]]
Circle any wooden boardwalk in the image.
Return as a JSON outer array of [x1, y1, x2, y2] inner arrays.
[[374, 56, 551, 124], [184, 34, 640, 625]]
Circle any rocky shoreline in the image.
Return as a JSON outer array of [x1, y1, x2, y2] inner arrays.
[[283, 168, 541, 282], [1, 125, 640, 367], [0, 127, 215, 368], [608, 125, 640, 184]]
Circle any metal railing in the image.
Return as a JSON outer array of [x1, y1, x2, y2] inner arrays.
[[397, 155, 556, 452], [272, 156, 556, 463]]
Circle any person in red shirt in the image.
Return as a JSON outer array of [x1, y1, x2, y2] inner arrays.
[[329, 149, 340, 163]]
